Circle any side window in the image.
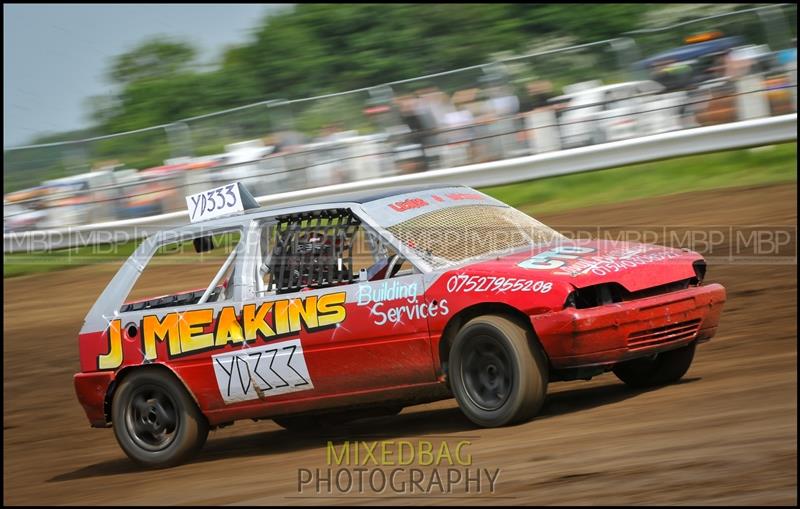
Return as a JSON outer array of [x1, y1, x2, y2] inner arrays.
[[357, 222, 415, 280], [121, 229, 242, 312], [254, 208, 415, 296], [366, 231, 415, 279]]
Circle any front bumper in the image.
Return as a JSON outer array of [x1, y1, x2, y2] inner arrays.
[[531, 283, 726, 369]]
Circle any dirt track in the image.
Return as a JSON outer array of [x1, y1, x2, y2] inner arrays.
[[3, 182, 797, 505]]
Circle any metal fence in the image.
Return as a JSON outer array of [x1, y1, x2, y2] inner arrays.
[[3, 4, 798, 235]]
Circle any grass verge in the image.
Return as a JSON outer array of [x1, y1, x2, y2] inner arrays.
[[482, 142, 796, 215]]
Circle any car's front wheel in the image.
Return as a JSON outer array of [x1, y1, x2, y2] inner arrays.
[[112, 369, 209, 468], [449, 314, 548, 428], [613, 342, 696, 388]]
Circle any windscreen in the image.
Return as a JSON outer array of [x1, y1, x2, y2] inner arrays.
[[362, 187, 566, 270]]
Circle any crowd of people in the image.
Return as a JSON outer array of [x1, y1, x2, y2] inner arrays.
[[358, 79, 559, 173]]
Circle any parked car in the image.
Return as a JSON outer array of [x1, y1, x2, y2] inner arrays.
[[113, 175, 180, 220], [39, 170, 122, 228], [74, 183, 726, 467], [3, 186, 52, 231], [2, 202, 48, 232], [635, 35, 746, 91], [210, 140, 276, 196], [552, 80, 681, 148]]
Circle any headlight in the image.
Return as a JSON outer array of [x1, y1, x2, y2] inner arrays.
[[692, 260, 707, 284], [564, 283, 623, 309]]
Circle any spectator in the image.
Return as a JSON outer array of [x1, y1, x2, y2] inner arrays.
[[522, 80, 556, 112], [486, 83, 520, 118], [410, 88, 445, 169], [481, 83, 521, 160], [446, 89, 477, 136], [442, 89, 476, 167], [391, 94, 429, 173], [725, 46, 754, 80], [316, 122, 349, 143]]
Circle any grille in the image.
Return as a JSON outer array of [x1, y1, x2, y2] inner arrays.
[[627, 319, 702, 350], [386, 205, 564, 269]]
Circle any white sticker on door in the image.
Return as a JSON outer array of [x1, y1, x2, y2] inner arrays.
[[212, 338, 314, 404]]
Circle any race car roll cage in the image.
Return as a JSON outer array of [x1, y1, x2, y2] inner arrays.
[[81, 201, 432, 334], [266, 208, 363, 294]]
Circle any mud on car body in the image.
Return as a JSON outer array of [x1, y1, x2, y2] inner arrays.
[[74, 183, 726, 467]]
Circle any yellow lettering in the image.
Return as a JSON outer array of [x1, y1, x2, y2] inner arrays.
[[327, 441, 349, 466], [455, 440, 472, 465], [361, 441, 379, 465], [317, 292, 346, 327], [288, 296, 319, 332], [381, 440, 394, 465], [436, 441, 453, 466], [398, 440, 414, 466], [215, 306, 244, 346], [274, 299, 290, 335], [179, 309, 214, 354], [243, 302, 275, 340], [418, 440, 434, 466], [142, 314, 181, 360], [98, 319, 124, 370]]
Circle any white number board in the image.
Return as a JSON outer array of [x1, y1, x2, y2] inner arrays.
[[212, 339, 314, 404], [186, 183, 244, 223]]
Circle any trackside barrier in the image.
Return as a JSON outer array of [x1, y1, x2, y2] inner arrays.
[[4, 113, 796, 253]]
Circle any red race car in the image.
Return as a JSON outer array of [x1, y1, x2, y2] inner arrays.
[[75, 183, 726, 467]]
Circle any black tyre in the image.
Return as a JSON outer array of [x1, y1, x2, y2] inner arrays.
[[449, 315, 548, 427], [613, 342, 696, 388], [112, 369, 209, 468]]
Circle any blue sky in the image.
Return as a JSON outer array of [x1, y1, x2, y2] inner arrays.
[[4, 4, 292, 147]]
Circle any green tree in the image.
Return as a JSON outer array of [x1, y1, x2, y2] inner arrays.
[[109, 37, 197, 85]]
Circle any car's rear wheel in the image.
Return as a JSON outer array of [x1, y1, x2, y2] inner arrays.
[[449, 314, 548, 427], [613, 342, 696, 388], [112, 369, 208, 468]]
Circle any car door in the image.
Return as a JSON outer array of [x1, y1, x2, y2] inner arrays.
[[243, 208, 436, 406]]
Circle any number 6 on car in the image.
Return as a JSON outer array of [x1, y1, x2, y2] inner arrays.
[[75, 183, 726, 467]]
